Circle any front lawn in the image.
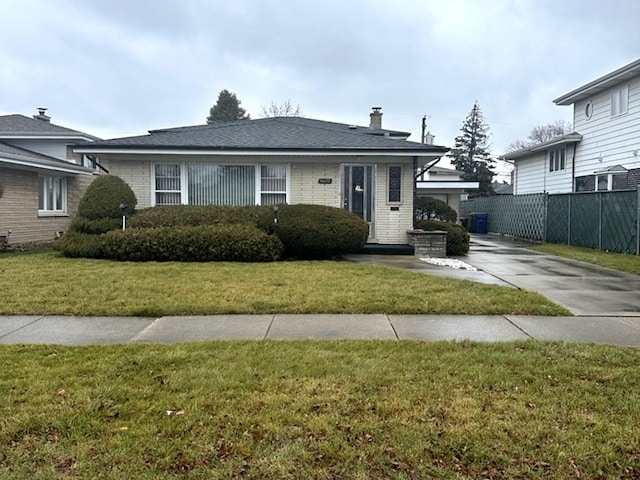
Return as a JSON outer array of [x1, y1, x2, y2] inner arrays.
[[1, 341, 638, 479], [0, 250, 568, 316], [532, 243, 640, 275]]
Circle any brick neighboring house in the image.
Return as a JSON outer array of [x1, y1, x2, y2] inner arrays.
[[0, 109, 99, 245], [506, 59, 640, 194], [74, 109, 449, 245]]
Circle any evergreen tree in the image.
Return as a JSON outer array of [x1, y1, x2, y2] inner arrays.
[[206, 89, 250, 124], [451, 101, 496, 197]]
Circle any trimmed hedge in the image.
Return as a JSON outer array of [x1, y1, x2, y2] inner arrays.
[[101, 225, 283, 262], [414, 196, 458, 223], [129, 205, 266, 229], [414, 219, 470, 256], [53, 232, 104, 258], [77, 175, 137, 220], [68, 217, 123, 235], [256, 204, 369, 259]]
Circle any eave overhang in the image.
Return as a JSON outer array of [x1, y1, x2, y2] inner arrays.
[[73, 145, 450, 157], [553, 59, 640, 106], [502, 133, 583, 161], [0, 154, 95, 175]]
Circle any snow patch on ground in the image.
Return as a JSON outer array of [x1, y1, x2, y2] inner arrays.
[[420, 257, 478, 271]]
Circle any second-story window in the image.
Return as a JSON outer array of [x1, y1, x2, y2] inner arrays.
[[549, 148, 566, 172], [611, 85, 629, 117]]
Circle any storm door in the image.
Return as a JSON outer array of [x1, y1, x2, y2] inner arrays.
[[342, 165, 374, 237]]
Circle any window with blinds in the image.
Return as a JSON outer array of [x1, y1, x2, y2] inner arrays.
[[155, 164, 182, 205], [38, 175, 66, 213], [188, 165, 255, 205], [260, 164, 287, 205], [153, 163, 287, 206]]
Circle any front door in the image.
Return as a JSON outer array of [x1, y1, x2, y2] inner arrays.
[[343, 165, 374, 237]]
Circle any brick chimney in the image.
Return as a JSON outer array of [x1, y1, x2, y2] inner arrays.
[[369, 107, 382, 129], [33, 107, 51, 122]]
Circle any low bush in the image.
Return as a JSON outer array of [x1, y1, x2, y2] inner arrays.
[[129, 205, 267, 229], [69, 216, 123, 235], [54, 232, 104, 258], [414, 219, 470, 256], [257, 204, 369, 259], [414, 196, 458, 223], [101, 224, 283, 262]]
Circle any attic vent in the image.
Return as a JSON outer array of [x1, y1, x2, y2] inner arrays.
[[348, 125, 357, 129]]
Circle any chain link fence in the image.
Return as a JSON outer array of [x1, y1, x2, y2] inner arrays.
[[461, 190, 640, 254]]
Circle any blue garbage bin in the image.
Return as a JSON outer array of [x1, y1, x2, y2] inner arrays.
[[471, 212, 488, 234]]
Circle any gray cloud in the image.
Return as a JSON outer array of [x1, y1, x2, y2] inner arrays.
[[1, 0, 638, 154]]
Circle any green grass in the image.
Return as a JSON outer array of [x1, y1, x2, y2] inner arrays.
[[532, 243, 640, 275], [1, 341, 638, 479], [0, 250, 568, 316]]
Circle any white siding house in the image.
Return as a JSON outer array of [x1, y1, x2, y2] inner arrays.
[[506, 59, 640, 193]]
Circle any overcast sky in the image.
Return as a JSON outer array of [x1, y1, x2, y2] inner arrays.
[[1, 0, 638, 165]]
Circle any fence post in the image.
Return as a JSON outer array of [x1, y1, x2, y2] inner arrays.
[[637, 188, 640, 255], [598, 192, 603, 250], [543, 193, 548, 242], [567, 194, 571, 246]]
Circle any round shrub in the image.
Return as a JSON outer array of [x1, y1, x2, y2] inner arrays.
[[53, 232, 104, 258], [414, 219, 470, 256], [101, 224, 283, 262], [77, 175, 137, 220], [256, 204, 369, 259], [415, 196, 457, 223], [129, 205, 266, 229]]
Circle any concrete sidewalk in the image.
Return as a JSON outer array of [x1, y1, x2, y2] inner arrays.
[[1, 314, 639, 347]]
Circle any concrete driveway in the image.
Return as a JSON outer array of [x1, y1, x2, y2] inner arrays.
[[465, 236, 640, 316], [346, 235, 640, 316]]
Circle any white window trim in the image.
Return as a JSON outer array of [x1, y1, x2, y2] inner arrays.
[[151, 162, 290, 206], [548, 148, 566, 173], [38, 175, 68, 216], [595, 172, 627, 192], [611, 85, 629, 117]]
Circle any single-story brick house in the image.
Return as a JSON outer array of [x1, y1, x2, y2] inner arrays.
[[74, 109, 449, 245], [0, 109, 98, 245]]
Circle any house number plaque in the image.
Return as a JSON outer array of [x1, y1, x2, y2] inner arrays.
[[318, 178, 333, 184]]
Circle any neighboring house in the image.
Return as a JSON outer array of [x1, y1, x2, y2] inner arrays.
[[74, 109, 448, 245], [0, 109, 99, 244], [491, 181, 513, 195], [416, 165, 479, 214], [505, 58, 640, 194]]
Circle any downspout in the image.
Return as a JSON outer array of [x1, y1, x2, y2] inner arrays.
[[571, 144, 576, 192], [87, 155, 110, 174]]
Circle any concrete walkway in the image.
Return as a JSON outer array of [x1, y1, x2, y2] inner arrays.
[[1, 314, 639, 347]]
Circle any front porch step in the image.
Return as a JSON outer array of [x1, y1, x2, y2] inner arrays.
[[358, 244, 415, 255]]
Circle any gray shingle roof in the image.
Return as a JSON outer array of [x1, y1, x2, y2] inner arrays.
[[81, 117, 449, 153], [0, 141, 94, 174], [0, 114, 98, 139]]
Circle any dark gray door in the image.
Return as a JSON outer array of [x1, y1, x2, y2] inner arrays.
[[343, 165, 374, 234]]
